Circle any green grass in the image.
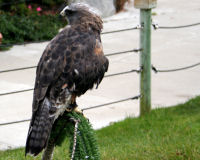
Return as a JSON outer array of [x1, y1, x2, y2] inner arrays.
[[1, 96, 200, 160]]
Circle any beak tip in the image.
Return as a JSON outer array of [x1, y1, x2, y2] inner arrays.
[[60, 11, 64, 16]]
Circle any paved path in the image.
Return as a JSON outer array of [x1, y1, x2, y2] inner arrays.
[[0, 0, 200, 150]]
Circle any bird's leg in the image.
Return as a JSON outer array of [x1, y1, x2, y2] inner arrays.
[[66, 94, 77, 112], [71, 95, 84, 115], [66, 104, 84, 115], [65, 94, 88, 119], [42, 138, 55, 160]]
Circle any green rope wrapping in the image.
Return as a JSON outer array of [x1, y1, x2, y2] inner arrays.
[[48, 111, 100, 160]]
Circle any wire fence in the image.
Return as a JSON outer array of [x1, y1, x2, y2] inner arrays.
[[1, 21, 200, 48], [102, 25, 142, 34], [0, 68, 140, 97], [0, 17, 200, 126], [0, 66, 37, 74], [0, 95, 141, 126], [152, 22, 200, 30], [82, 95, 141, 111], [0, 119, 31, 126], [0, 88, 34, 97], [152, 61, 200, 73], [0, 27, 140, 49], [0, 49, 140, 74], [159, 23, 200, 29]]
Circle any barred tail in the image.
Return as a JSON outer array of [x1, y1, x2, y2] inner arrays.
[[25, 98, 54, 156]]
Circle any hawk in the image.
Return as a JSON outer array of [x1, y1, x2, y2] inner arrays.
[[25, 3, 109, 156]]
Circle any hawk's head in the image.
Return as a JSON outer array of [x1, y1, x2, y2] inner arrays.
[[60, 3, 103, 31]]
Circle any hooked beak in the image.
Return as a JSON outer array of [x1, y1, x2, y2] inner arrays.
[[60, 10, 65, 17], [60, 6, 70, 16]]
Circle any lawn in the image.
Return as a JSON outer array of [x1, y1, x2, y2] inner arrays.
[[0, 96, 200, 160]]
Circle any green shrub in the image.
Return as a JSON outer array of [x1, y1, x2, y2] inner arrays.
[[0, 0, 65, 14], [0, 0, 67, 50], [48, 111, 100, 160], [0, 13, 67, 49], [39, 0, 64, 6], [0, 0, 29, 15]]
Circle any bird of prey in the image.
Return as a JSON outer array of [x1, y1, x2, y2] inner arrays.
[[25, 3, 109, 156]]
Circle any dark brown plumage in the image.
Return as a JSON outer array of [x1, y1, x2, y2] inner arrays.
[[25, 3, 109, 156]]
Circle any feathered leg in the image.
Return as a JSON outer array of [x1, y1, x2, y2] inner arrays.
[[67, 94, 83, 115], [42, 138, 55, 160]]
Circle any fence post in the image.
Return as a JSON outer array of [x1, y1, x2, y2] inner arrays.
[[134, 0, 157, 116]]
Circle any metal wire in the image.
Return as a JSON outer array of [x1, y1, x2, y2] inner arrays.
[[82, 95, 141, 111], [105, 69, 140, 78], [0, 89, 34, 96], [152, 61, 200, 73], [152, 22, 200, 30], [0, 69, 138, 96], [0, 66, 37, 74], [70, 118, 80, 160], [0, 95, 140, 126], [105, 49, 141, 57], [0, 119, 30, 126], [102, 25, 141, 35], [0, 26, 140, 48], [0, 50, 139, 74]]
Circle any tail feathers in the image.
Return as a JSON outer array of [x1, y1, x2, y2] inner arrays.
[[25, 98, 54, 156]]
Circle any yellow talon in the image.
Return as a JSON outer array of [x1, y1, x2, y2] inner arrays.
[[74, 107, 88, 120], [74, 107, 83, 114]]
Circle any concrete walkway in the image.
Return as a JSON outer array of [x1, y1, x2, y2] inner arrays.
[[0, 0, 200, 150]]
